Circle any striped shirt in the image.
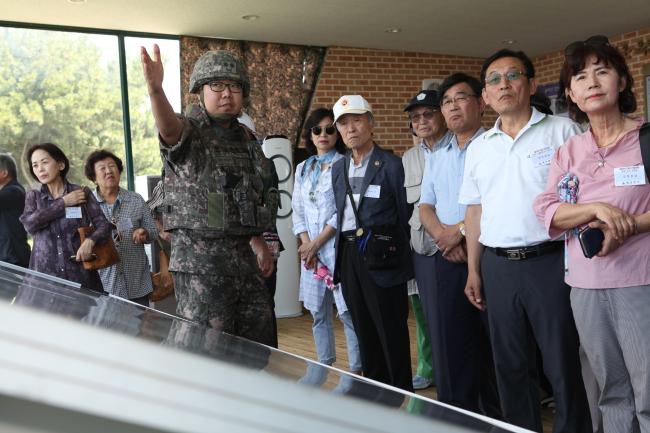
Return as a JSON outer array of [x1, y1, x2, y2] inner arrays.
[[341, 147, 374, 232], [94, 188, 158, 299], [146, 180, 165, 215]]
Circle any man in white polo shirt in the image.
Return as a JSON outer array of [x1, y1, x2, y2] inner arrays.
[[459, 49, 590, 433]]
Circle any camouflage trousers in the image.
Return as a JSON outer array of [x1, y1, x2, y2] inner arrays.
[[172, 271, 275, 346]]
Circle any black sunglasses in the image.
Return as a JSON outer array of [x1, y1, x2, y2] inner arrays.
[[564, 35, 610, 56], [311, 125, 336, 136]]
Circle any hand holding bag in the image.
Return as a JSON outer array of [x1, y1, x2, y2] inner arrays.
[[150, 239, 174, 301], [78, 188, 120, 270]]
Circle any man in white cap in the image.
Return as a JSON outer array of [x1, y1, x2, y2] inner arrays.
[[331, 95, 413, 391]]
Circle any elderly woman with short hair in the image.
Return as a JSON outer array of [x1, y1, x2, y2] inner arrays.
[[534, 36, 650, 432], [84, 149, 158, 305]]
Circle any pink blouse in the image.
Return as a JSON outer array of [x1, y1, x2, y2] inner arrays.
[[534, 124, 650, 289]]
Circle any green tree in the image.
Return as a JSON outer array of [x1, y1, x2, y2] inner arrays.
[[0, 28, 124, 187], [0, 27, 165, 189], [126, 48, 164, 179]]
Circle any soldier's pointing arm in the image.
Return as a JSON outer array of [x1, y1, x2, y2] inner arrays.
[[141, 44, 183, 146]]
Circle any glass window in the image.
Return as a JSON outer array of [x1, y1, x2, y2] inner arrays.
[[125, 37, 180, 196], [0, 27, 126, 188]]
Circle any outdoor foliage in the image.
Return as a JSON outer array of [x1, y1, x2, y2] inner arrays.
[[0, 28, 163, 189]]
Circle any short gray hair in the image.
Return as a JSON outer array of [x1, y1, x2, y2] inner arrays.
[[0, 153, 18, 180]]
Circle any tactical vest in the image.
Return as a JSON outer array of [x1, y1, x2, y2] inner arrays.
[[162, 106, 279, 237]]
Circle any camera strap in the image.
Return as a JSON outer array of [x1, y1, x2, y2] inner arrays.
[[343, 156, 365, 238]]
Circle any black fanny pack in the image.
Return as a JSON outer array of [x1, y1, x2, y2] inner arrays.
[[358, 225, 403, 270]]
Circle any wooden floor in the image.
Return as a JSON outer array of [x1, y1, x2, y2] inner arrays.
[[277, 306, 555, 432]]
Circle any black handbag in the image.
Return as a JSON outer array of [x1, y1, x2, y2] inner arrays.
[[343, 159, 403, 270]]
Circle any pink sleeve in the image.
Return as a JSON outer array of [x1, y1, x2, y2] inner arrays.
[[533, 146, 568, 239]]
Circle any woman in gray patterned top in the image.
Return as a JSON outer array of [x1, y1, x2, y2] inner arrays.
[[84, 150, 158, 306]]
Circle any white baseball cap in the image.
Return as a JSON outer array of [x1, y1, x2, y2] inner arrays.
[[333, 95, 373, 123]]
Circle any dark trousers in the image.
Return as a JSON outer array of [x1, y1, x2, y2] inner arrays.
[[481, 248, 591, 433], [264, 267, 278, 348], [415, 252, 500, 416], [129, 294, 150, 307], [340, 240, 413, 392]]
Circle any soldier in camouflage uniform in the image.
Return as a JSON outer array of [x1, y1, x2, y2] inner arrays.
[[141, 44, 279, 346]]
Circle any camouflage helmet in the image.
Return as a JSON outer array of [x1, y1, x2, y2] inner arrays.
[[188, 50, 250, 96]]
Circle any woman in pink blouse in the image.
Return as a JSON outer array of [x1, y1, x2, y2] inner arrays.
[[534, 37, 650, 432]]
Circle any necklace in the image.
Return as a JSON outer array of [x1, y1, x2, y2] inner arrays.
[[593, 119, 628, 167]]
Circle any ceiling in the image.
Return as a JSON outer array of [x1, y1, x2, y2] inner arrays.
[[2, 0, 650, 58]]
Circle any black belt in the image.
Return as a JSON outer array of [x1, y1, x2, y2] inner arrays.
[[486, 241, 563, 261], [341, 230, 358, 242]]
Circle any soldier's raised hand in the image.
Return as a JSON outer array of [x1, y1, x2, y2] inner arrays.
[[141, 44, 164, 95]]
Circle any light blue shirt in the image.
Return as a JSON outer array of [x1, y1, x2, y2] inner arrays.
[[420, 127, 485, 225], [420, 132, 450, 158]]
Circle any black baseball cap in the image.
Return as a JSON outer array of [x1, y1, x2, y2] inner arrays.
[[404, 90, 440, 112]]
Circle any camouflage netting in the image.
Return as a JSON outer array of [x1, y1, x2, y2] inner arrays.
[[180, 36, 325, 147]]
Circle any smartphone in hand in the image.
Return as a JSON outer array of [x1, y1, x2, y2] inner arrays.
[[578, 226, 604, 259]]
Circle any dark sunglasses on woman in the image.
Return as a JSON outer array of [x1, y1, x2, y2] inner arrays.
[[564, 35, 610, 56], [311, 125, 337, 136]]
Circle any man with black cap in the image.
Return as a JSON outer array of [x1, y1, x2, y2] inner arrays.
[[401, 90, 450, 390]]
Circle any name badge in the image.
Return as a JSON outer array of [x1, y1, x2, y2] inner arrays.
[[614, 165, 646, 187], [364, 185, 381, 198], [65, 207, 82, 219], [530, 147, 554, 167]]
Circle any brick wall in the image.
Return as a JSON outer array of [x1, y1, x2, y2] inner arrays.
[[534, 27, 650, 119], [307, 28, 649, 154], [308, 47, 494, 155]]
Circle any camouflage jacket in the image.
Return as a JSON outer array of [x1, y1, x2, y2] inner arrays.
[[160, 104, 279, 274], [161, 104, 278, 236]]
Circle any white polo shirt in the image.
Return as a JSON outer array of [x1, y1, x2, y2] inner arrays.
[[458, 107, 581, 248]]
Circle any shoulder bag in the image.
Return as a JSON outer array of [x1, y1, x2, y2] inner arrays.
[[78, 187, 120, 271]]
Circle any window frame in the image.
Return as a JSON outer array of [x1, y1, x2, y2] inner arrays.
[[0, 20, 180, 191]]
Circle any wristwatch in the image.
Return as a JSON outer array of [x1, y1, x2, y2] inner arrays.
[[459, 221, 466, 237]]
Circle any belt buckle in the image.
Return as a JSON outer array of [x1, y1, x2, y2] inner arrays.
[[506, 249, 524, 260]]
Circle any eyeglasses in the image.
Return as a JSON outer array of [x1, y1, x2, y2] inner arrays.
[[564, 35, 610, 57], [408, 110, 438, 123], [311, 125, 336, 136], [441, 93, 477, 108], [208, 81, 243, 93], [485, 70, 526, 87]]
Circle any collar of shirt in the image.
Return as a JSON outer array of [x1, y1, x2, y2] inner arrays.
[[585, 116, 645, 157], [485, 107, 547, 142], [40, 180, 74, 201], [350, 145, 375, 169], [420, 131, 453, 153], [93, 187, 124, 206], [444, 127, 485, 152]]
